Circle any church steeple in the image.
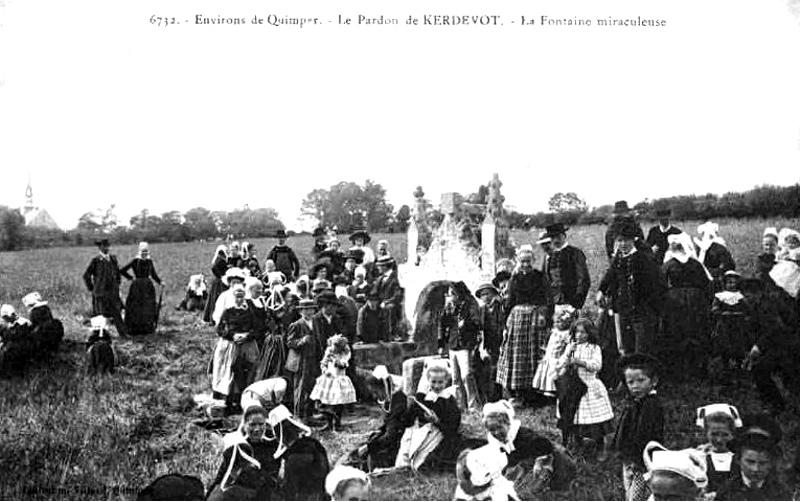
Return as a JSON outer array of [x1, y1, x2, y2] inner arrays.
[[23, 173, 34, 215]]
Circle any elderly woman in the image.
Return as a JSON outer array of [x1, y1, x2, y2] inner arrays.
[[660, 233, 713, 378], [120, 242, 162, 335], [208, 405, 281, 500], [395, 360, 462, 472], [215, 283, 260, 415], [204, 245, 230, 324], [213, 268, 248, 325], [496, 246, 552, 404]]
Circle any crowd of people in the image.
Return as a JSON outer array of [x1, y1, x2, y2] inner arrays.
[[24, 201, 799, 500]]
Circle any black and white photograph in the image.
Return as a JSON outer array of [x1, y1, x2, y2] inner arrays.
[[1, 0, 800, 499]]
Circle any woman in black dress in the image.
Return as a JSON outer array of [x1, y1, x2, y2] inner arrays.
[[120, 242, 162, 335]]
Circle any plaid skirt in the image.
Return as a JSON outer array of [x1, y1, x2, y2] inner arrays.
[[496, 305, 549, 391]]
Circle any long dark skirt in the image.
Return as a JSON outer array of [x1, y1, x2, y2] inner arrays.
[[203, 277, 227, 323], [125, 278, 158, 335], [253, 334, 287, 382], [660, 287, 710, 375]]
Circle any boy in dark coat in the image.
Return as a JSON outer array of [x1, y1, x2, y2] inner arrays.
[[613, 354, 664, 501], [285, 300, 325, 420], [373, 255, 402, 340], [541, 223, 591, 310]]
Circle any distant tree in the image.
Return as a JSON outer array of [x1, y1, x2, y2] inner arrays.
[[183, 207, 218, 241], [548, 192, 588, 213], [0, 206, 25, 251], [300, 180, 393, 232]]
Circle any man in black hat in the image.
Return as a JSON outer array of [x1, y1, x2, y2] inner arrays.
[[645, 209, 682, 265], [82, 238, 126, 335], [541, 223, 591, 310], [267, 229, 300, 282], [598, 221, 667, 356], [604, 201, 646, 260], [313, 290, 344, 349], [334, 249, 364, 287]]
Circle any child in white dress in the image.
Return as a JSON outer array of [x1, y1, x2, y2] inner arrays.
[[532, 305, 577, 397], [556, 318, 614, 460], [310, 334, 356, 431]]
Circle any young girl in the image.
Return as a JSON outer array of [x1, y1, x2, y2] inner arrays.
[[710, 271, 752, 384], [693, 403, 743, 496], [532, 305, 577, 398], [555, 318, 614, 459], [86, 315, 116, 375], [310, 334, 357, 431]]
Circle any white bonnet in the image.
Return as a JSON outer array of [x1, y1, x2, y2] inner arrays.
[[483, 399, 515, 421], [325, 465, 368, 497], [643, 441, 708, 489], [695, 403, 743, 428]]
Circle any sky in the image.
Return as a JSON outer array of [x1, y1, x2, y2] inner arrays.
[[1, 0, 799, 231]]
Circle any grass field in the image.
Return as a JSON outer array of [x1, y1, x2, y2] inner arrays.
[[0, 219, 799, 500]]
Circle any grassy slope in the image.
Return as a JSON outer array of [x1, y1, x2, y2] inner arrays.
[[0, 220, 798, 500]]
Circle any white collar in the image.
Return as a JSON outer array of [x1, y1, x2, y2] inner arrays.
[[741, 473, 764, 489], [659, 224, 673, 232], [620, 248, 638, 258], [487, 420, 521, 454], [303, 318, 313, 328], [424, 385, 458, 402], [553, 242, 569, 252]]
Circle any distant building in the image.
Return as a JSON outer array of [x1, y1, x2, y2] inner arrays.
[[21, 175, 60, 230]]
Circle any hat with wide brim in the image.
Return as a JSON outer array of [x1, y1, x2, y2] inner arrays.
[[312, 279, 333, 293], [376, 255, 396, 267], [312, 227, 327, 238], [274, 229, 288, 239], [95, 238, 110, 247], [349, 230, 371, 244], [613, 200, 631, 214], [222, 268, 247, 286], [536, 231, 552, 245], [613, 220, 640, 239], [297, 299, 318, 310], [310, 262, 333, 280], [654, 208, 672, 218], [543, 223, 569, 239], [315, 290, 339, 305]]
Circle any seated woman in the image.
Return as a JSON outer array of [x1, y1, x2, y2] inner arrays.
[[344, 365, 408, 472], [175, 274, 207, 312], [480, 400, 568, 493], [22, 291, 63, 354], [208, 405, 281, 501], [395, 360, 462, 472], [268, 404, 330, 500]]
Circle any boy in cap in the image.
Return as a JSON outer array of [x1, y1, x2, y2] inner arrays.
[[83, 238, 126, 335], [286, 299, 326, 420], [475, 283, 504, 404], [267, 229, 300, 282]]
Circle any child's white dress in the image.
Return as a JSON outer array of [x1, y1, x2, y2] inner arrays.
[[556, 343, 614, 425], [532, 328, 570, 396], [310, 353, 356, 405]]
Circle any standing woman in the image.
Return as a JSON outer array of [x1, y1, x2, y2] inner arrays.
[[496, 245, 552, 405], [660, 233, 713, 378], [204, 245, 230, 324], [120, 242, 163, 335]]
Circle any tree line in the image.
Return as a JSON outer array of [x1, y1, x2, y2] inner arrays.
[[1, 182, 798, 251]]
